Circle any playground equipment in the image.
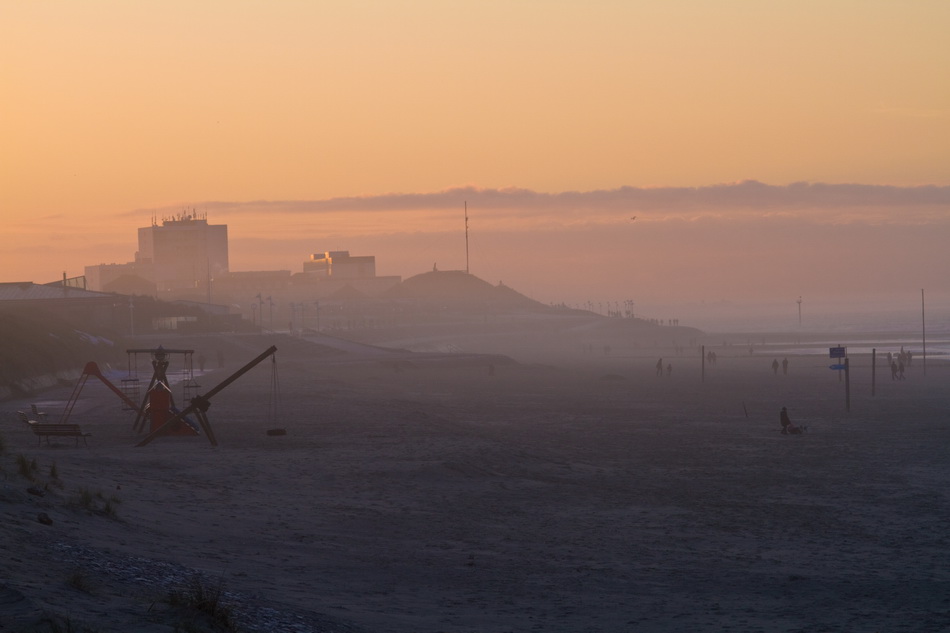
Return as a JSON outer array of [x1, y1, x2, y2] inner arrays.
[[136, 345, 277, 447], [60, 344, 278, 447]]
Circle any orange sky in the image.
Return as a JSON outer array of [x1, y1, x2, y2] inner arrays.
[[2, 2, 948, 321]]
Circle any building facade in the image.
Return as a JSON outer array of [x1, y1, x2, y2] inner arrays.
[[136, 212, 229, 295], [302, 251, 376, 278]]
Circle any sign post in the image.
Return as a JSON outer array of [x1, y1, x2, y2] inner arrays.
[[829, 346, 850, 412]]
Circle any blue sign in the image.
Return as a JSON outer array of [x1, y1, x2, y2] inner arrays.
[[829, 347, 846, 358], [829, 363, 847, 370]]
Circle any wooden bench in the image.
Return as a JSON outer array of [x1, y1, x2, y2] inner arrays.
[[31, 423, 92, 446]]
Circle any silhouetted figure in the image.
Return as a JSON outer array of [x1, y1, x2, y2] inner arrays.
[[782, 357, 788, 375], [780, 406, 803, 434], [772, 359, 779, 375], [898, 360, 905, 380], [197, 355, 206, 372], [891, 361, 899, 381], [656, 358, 663, 376], [666, 363, 672, 377]]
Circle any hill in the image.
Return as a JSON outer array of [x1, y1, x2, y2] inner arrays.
[[386, 270, 547, 309]]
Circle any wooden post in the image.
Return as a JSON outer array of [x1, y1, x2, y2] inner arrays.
[[922, 288, 927, 376], [701, 344, 705, 383], [871, 348, 876, 397], [845, 357, 851, 412]]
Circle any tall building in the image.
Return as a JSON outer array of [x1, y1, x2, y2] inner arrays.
[[136, 212, 229, 294]]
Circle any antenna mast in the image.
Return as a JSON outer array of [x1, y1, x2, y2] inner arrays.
[[464, 201, 470, 274]]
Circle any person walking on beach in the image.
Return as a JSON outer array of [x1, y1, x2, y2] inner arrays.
[[772, 359, 780, 375], [782, 357, 788, 375], [656, 358, 663, 376], [666, 362, 672, 377], [891, 361, 899, 381]]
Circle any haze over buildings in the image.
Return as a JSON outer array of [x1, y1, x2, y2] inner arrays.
[[2, 3, 948, 330]]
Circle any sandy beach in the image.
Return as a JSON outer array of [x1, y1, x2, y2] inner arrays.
[[2, 328, 949, 632]]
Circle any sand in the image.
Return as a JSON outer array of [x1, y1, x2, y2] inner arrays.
[[2, 330, 949, 632]]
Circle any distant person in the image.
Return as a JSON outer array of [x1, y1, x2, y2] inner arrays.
[[782, 357, 788, 375], [780, 406, 803, 435], [656, 358, 664, 376], [197, 354, 206, 372], [891, 361, 899, 381], [772, 359, 779, 375], [666, 362, 672, 377], [898, 360, 906, 380]]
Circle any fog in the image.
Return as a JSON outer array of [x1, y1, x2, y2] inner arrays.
[[192, 183, 950, 327]]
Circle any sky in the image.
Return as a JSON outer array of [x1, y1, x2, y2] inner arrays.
[[2, 1, 949, 328]]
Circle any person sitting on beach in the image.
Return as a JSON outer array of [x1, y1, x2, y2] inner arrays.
[[780, 407, 805, 435]]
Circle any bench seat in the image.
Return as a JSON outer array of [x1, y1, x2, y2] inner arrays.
[[31, 424, 92, 446]]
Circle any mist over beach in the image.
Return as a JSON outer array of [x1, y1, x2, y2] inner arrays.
[[2, 2, 949, 631]]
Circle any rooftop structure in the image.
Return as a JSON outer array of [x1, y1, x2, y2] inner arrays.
[[303, 251, 376, 279]]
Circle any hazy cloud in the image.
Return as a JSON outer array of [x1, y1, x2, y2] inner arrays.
[[133, 181, 950, 220]]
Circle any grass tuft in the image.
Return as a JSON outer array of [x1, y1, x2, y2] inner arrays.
[[17, 453, 33, 479], [166, 574, 238, 632], [67, 570, 93, 594]]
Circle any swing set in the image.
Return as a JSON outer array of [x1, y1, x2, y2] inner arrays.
[[60, 344, 278, 446]]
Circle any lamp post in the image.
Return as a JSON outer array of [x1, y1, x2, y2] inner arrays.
[[797, 296, 802, 327]]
